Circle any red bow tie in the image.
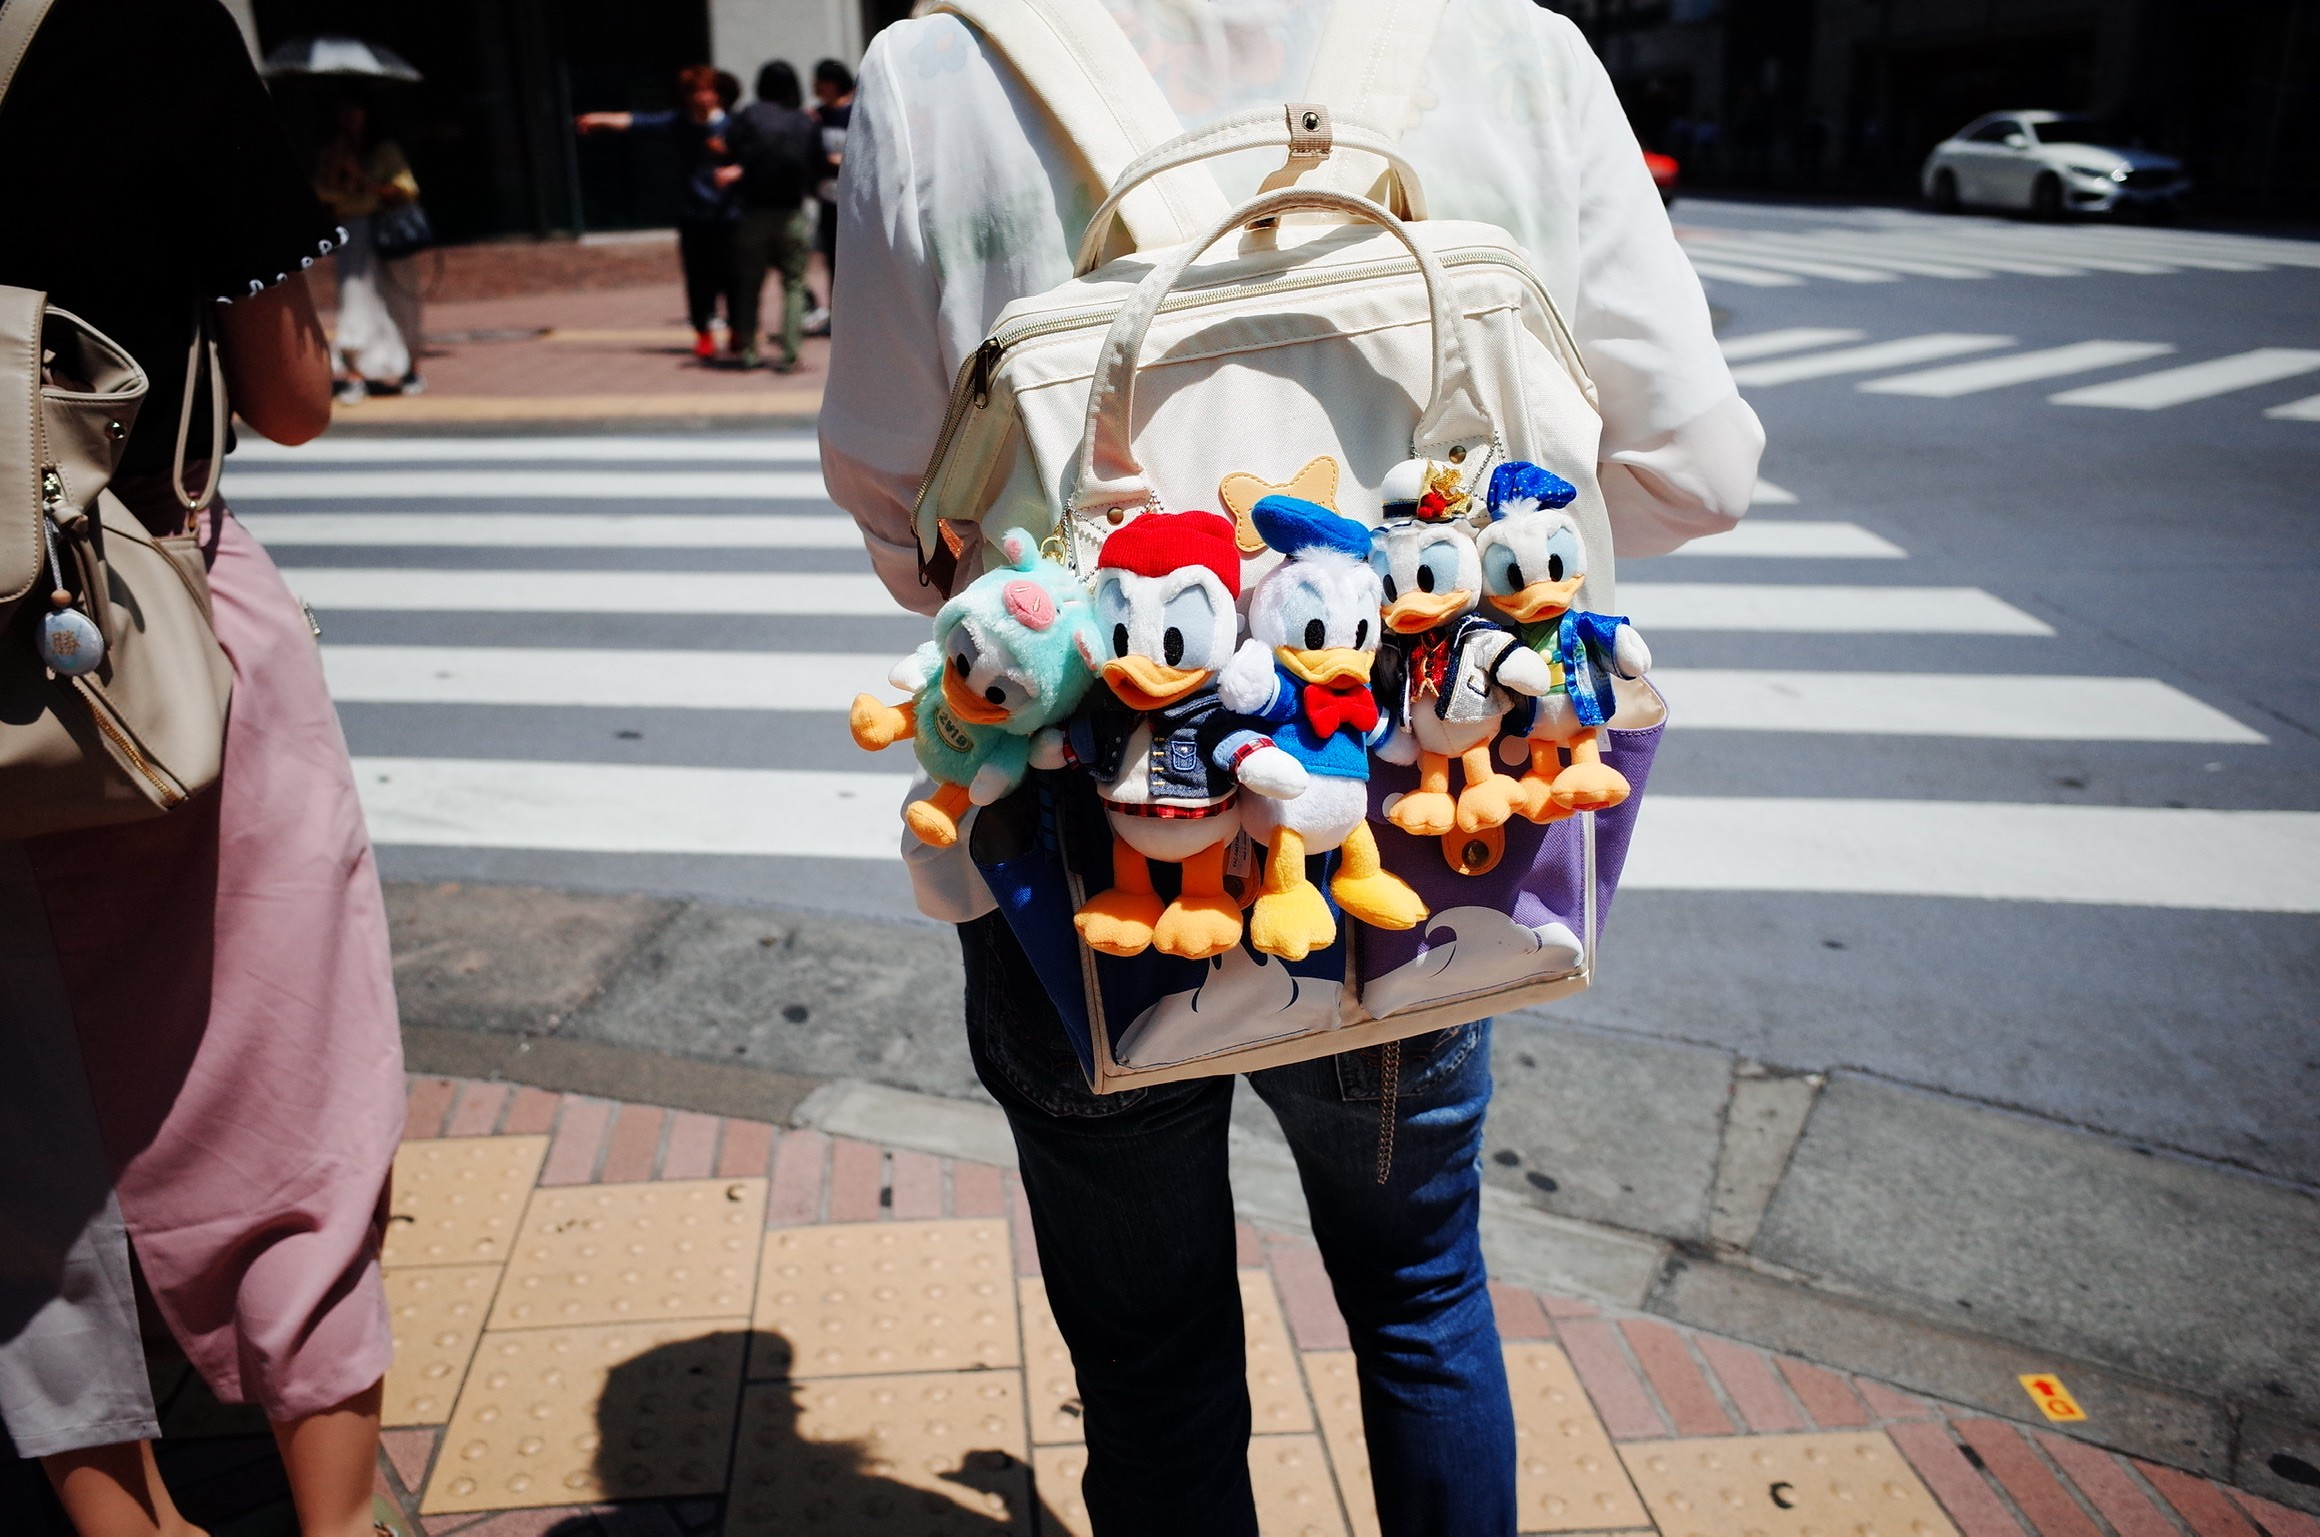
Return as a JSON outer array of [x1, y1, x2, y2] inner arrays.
[[1303, 681, 1378, 737]]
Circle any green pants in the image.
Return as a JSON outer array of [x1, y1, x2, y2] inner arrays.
[[731, 205, 812, 365]]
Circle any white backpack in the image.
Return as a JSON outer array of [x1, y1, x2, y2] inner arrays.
[[911, 0, 1666, 1092]]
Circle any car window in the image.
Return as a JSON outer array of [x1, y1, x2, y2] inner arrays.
[[2035, 117, 2142, 151], [1967, 119, 2021, 144]]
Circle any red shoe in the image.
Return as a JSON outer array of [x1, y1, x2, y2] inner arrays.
[[693, 330, 716, 360]]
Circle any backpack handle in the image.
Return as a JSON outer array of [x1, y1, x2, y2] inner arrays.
[[1072, 106, 1429, 276], [1067, 185, 1495, 523]]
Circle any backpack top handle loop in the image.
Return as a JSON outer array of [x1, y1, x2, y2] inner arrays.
[[1067, 185, 1495, 523], [1071, 106, 1430, 277]]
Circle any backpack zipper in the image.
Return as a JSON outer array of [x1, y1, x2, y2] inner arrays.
[[908, 246, 1584, 539]]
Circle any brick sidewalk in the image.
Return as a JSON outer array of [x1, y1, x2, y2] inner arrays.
[[325, 282, 826, 425], [112, 1076, 2282, 1536]]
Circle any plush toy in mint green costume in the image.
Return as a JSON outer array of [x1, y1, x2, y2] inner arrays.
[[1474, 461, 1654, 823], [849, 529, 1101, 847]]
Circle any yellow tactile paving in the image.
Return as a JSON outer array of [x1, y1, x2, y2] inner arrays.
[[489, 1178, 767, 1330], [1033, 1437, 1354, 1537], [750, 1219, 1019, 1381], [383, 1264, 502, 1427], [1506, 1341, 1652, 1532], [725, 1373, 1034, 1535], [1241, 1269, 1316, 1436], [1033, 1444, 1094, 1537], [1302, 1352, 1380, 1537], [420, 1319, 746, 1515], [1251, 1434, 1352, 1537], [383, 1135, 548, 1269], [1619, 1430, 1961, 1537], [1018, 1277, 1085, 1444]]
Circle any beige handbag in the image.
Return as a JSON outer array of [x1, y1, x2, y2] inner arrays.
[[0, 0, 236, 839]]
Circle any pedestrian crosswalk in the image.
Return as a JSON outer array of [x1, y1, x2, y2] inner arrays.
[[1677, 206, 2320, 291], [1718, 328, 2320, 418], [223, 432, 2316, 916]]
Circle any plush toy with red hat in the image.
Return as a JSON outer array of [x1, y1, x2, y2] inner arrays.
[[1053, 510, 1309, 960]]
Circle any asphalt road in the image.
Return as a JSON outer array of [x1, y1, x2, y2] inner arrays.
[[228, 198, 2320, 1190]]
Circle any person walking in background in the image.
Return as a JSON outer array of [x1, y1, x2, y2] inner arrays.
[[0, 1, 409, 1533], [577, 65, 744, 362], [721, 60, 824, 372], [803, 57, 854, 335], [819, 1, 1759, 1531], [313, 94, 422, 403]]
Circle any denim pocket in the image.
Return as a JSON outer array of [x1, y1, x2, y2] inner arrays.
[[960, 915, 1149, 1119], [1331, 1020, 1487, 1104]]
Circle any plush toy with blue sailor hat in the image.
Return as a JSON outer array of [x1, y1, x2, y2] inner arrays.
[[1217, 495, 1428, 960], [1475, 460, 1653, 820], [849, 528, 1102, 847], [1367, 457, 1554, 839]]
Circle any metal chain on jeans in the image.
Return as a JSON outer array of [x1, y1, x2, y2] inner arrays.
[[1375, 1039, 1401, 1185]]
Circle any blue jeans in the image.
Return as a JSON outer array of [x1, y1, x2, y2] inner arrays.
[[959, 914, 1517, 1537]]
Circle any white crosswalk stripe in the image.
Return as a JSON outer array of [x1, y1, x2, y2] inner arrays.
[[1680, 209, 2320, 289], [347, 757, 2320, 912], [323, 647, 2252, 744], [292, 567, 2045, 634], [1859, 341, 2177, 397], [240, 512, 861, 548], [225, 469, 831, 500], [246, 428, 2284, 914], [1718, 328, 1867, 362], [2265, 393, 2320, 421], [2049, 348, 2320, 410], [1727, 334, 2015, 386]]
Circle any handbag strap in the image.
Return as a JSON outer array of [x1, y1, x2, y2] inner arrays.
[[921, 0, 1231, 257], [0, 0, 57, 112], [170, 307, 224, 518]]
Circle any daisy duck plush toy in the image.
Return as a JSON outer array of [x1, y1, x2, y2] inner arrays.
[[1475, 460, 1653, 819], [1369, 458, 1553, 838], [1217, 495, 1428, 961], [849, 528, 1101, 848], [1059, 510, 1309, 960]]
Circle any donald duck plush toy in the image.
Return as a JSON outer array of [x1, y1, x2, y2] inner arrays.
[[1060, 510, 1309, 960], [1218, 495, 1428, 961], [1369, 458, 1553, 838], [1476, 461, 1653, 819], [849, 529, 1100, 848]]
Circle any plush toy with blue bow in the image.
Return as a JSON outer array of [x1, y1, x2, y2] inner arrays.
[[1474, 461, 1653, 820], [849, 529, 1101, 847], [1218, 495, 1428, 960]]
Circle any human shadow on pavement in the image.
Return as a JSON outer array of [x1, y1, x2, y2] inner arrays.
[[536, 1328, 1063, 1534]]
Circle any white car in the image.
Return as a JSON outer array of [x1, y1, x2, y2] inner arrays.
[[1922, 112, 2189, 219]]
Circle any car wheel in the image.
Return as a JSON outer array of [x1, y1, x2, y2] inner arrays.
[[2030, 172, 2063, 220], [1930, 168, 1959, 213]]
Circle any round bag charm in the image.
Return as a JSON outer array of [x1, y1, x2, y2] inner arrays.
[[37, 605, 105, 676]]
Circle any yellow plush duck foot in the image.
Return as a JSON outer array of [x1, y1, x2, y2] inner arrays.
[[1250, 881, 1337, 961], [1075, 887, 1165, 957], [1454, 773, 1521, 834], [1152, 895, 1244, 960], [1330, 869, 1426, 931], [1388, 790, 1458, 838], [1512, 773, 1576, 825], [1550, 761, 1632, 813], [850, 694, 913, 751], [904, 798, 962, 848]]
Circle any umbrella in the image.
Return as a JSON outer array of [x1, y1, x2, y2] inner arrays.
[[262, 36, 423, 83]]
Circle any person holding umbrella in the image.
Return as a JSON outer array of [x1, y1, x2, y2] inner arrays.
[[264, 35, 430, 403]]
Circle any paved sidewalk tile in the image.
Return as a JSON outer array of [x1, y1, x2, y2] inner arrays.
[[372, 1075, 2307, 1536]]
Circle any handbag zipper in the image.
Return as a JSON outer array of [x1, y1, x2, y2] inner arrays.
[[908, 245, 1584, 545], [75, 680, 187, 808]]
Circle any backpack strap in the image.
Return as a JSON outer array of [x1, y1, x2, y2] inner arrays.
[[923, 0, 1231, 258], [1299, 0, 1450, 200]]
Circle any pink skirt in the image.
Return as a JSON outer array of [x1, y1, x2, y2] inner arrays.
[[28, 508, 402, 1420]]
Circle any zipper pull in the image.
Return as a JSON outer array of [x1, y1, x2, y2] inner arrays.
[[969, 337, 1003, 407], [41, 466, 66, 513]]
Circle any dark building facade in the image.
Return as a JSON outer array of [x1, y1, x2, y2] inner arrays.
[[1550, 0, 2320, 220]]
